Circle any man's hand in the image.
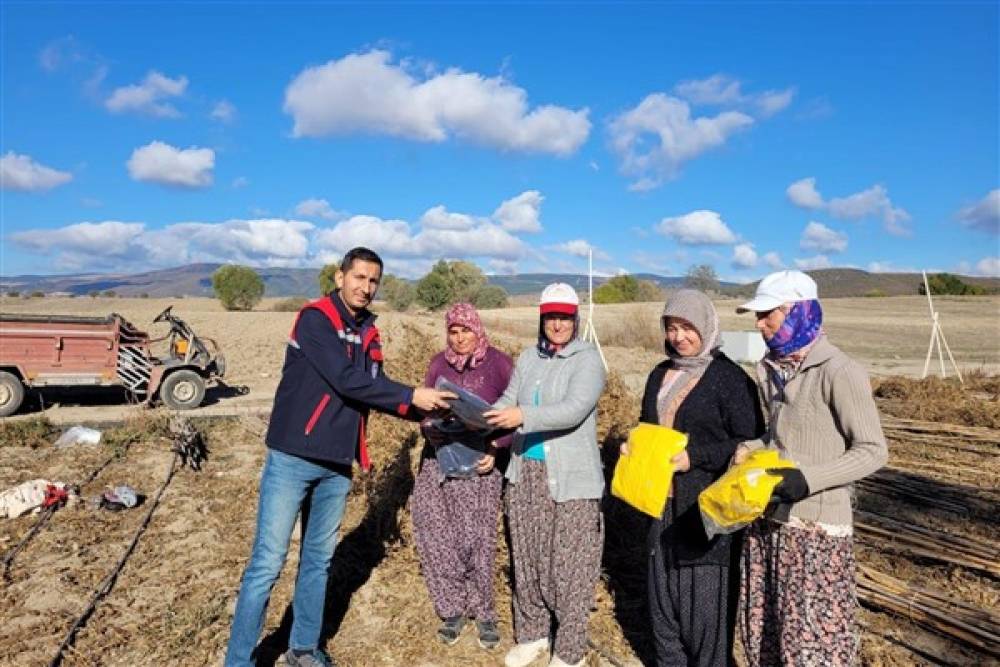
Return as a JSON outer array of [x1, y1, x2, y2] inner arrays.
[[484, 407, 524, 429], [671, 450, 691, 472], [412, 388, 456, 412]]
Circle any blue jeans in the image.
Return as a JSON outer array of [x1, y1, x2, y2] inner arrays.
[[225, 449, 352, 666]]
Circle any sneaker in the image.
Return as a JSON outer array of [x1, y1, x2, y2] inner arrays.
[[437, 615, 468, 645], [284, 648, 334, 667], [476, 619, 500, 649], [504, 637, 548, 667]]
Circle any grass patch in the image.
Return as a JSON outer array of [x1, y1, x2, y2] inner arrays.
[[0, 416, 56, 448]]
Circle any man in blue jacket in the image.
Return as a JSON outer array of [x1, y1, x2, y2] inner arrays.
[[225, 247, 454, 667]]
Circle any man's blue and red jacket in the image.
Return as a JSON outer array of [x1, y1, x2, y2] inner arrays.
[[265, 292, 413, 470]]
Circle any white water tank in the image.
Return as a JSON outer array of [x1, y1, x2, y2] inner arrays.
[[720, 331, 766, 363]]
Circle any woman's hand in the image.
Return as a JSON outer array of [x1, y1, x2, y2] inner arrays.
[[475, 445, 497, 474], [671, 450, 691, 472], [484, 407, 523, 429], [732, 444, 751, 465]]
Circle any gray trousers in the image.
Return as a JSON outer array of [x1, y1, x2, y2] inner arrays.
[[648, 535, 737, 667]]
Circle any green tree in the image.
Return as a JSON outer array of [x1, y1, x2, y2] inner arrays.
[[449, 260, 487, 302], [684, 264, 720, 293], [416, 263, 454, 310], [414, 260, 508, 310], [381, 275, 416, 311], [318, 263, 338, 295], [212, 265, 265, 311], [636, 279, 663, 302], [594, 274, 643, 304], [919, 273, 984, 296], [471, 284, 509, 309]]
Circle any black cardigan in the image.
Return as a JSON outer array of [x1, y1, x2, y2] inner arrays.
[[641, 352, 765, 567]]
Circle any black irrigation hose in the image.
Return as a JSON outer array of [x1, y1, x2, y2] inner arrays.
[[48, 452, 180, 667], [1, 451, 120, 579]]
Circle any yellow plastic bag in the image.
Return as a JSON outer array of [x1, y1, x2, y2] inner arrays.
[[611, 423, 688, 518], [698, 449, 796, 538]]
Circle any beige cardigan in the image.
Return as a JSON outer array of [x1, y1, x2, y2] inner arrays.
[[743, 335, 887, 528]]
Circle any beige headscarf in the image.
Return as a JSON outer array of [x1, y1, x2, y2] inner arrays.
[[656, 289, 722, 427]]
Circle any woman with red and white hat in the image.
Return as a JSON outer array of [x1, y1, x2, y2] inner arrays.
[[485, 283, 607, 667]]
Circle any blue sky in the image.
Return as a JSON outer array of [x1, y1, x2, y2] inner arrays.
[[2, 1, 998, 282]]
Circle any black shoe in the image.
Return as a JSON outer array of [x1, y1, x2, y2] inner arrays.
[[476, 619, 500, 649], [437, 615, 468, 645]]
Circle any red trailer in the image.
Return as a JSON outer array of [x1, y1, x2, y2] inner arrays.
[[0, 307, 225, 416]]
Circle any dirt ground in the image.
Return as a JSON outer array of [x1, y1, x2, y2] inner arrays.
[[0, 295, 997, 666]]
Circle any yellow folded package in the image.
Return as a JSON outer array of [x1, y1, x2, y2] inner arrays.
[[611, 423, 688, 518], [698, 449, 796, 539]]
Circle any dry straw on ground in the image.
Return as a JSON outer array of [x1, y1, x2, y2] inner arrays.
[[0, 322, 997, 666]]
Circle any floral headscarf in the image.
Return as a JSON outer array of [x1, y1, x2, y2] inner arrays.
[[766, 299, 824, 359], [444, 303, 490, 371]]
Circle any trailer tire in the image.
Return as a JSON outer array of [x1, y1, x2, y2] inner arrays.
[[160, 370, 206, 410], [0, 371, 25, 417]]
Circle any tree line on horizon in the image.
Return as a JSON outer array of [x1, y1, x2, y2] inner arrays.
[[192, 264, 995, 312]]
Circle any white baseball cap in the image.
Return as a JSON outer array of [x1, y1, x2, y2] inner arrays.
[[540, 282, 579, 315], [737, 270, 818, 313]]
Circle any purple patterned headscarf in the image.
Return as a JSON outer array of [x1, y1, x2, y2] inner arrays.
[[766, 299, 824, 358], [444, 303, 490, 371]]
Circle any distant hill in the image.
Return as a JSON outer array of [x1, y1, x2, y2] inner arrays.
[[0, 264, 320, 298], [737, 268, 1000, 299], [0, 264, 996, 299]]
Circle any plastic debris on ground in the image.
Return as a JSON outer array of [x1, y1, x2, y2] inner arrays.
[[54, 426, 102, 449], [0, 480, 71, 518], [99, 485, 141, 512], [611, 423, 688, 518], [698, 449, 796, 539]]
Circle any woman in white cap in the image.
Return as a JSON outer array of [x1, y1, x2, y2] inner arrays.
[[635, 289, 764, 667], [734, 270, 887, 666], [484, 283, 607, 667]]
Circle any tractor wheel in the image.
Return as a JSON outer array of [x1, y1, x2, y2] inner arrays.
[[0, 371, 25, 417], [160, 370, 206, 410]]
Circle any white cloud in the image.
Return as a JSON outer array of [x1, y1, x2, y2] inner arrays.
[[673, 74, 795, 117], [786, 177, 911, 236], [105, 71, 188, 117], [231, 176, 249, 189], [762, 251, 784, 269], [294, 198, 342, 221], [655, 210, 738, 245], [11, 218, 316, 271], [283, 50, 590, 155], [39, 36, 81, 72], [955, 189, 1000, 235], [1, 151, 73, 192], [786, 177, 824, 209], [127, 141, 214, 189], [800, 221, 848, 253], [488, 259, 519, 275], [492, 190, 543, 233], [975, 256, 1000, 277], [794, 255, 832, 270], [553, 239, 609, 260], [609, 94, 753, 191], [421, 205, 478, 230], [315, 214, 526, 261], [211, 100, 237, 123], [732, 243, 758, 268], [10, 221, 145, 257]]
